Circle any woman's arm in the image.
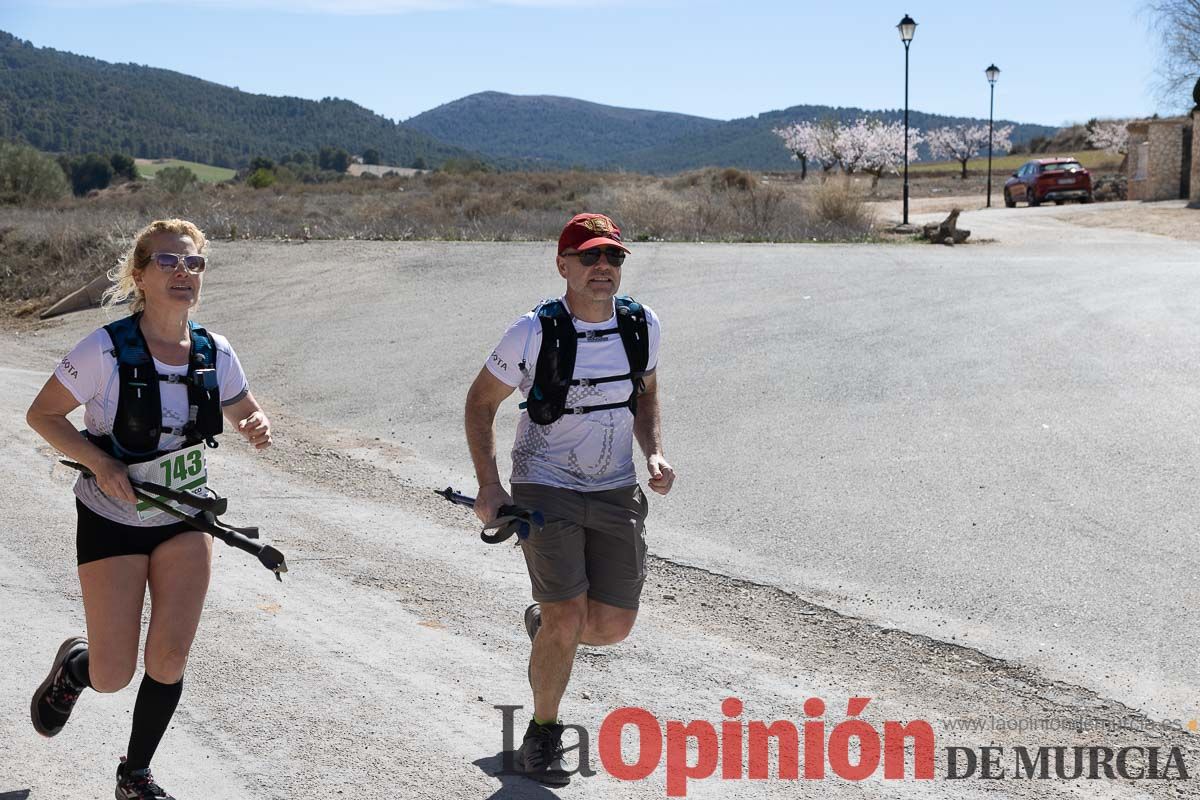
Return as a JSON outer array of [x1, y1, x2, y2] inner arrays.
[[222, 391, 272, 450], [26, 375, 138, 504]]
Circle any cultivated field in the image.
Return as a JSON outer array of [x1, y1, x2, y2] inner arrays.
[[909, 150, 1124, 175], [134, 158, 237, 183]]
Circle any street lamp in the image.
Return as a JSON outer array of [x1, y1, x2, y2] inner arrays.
[[985, 64, 1000, 208], [897, 14, 917, 226]]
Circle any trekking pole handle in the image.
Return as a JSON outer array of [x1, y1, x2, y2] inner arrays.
[[434, 486, 477, 508], [434, 487, 544, 544]]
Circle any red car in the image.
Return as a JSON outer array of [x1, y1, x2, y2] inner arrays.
[[1004, 158, 1093, 207]]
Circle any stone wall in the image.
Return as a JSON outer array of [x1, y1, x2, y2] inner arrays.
[[1191, 110, 1200, 207], [1126, 118, 1189, 201]]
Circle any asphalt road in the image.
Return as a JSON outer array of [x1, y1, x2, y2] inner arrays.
[[208, 203, 1199, 720], [2, 201, 1198, 797]]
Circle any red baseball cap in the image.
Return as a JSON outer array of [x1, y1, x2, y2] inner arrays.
[[557, 213, 631, 256]]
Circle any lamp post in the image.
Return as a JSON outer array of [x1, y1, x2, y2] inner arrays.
[[985, 64, 1000, 208], [897, 14, 917, 227]]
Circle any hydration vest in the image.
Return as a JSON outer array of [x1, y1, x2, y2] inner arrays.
[[520, 296, 650, 426], [86, 313, 224, 463]]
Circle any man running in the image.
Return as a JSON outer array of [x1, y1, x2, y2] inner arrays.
[[465, 212, 675, 787]]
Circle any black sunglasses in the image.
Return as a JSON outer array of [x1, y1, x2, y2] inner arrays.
[[571, 247, 626, 268], [149, 252, 207, 274]]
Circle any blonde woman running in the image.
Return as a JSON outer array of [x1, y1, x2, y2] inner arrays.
[[26, 219, 272, 800]]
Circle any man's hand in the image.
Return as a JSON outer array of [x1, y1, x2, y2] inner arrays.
[[474, 482, 513, 524], [237, 411, 272, 450], [647, 454, 675, 495]]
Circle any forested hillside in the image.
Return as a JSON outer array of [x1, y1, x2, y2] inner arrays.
[[0, 31, 473, 168], [405, 92, 724, 168]]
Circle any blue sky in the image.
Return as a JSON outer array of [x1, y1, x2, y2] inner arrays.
[[0, 0, 1168, 127]]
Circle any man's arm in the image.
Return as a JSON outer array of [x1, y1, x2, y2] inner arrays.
[[634, 372, 675, 495], [465, 366, 517, 522]]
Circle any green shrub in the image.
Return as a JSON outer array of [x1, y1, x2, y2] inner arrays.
[[156, 165, 199, 195], [109, 153, 138, 181], [249, 156, 275, 173], [68, 153, 115, 196], [0, 142, 70, 204], [247, 167, 276, 189], [318, 146, 351, 173]]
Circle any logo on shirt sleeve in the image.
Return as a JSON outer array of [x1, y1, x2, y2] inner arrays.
[[59, 357, 79, 379], [490, 351, 508, 372]]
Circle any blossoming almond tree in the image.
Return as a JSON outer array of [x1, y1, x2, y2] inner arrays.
[[847, 119, 923, 186], [775, 118, 922, 185], [773, 121, 819, 179], [1086, 120, 1130, 154], [927, 124, 1014, 178], [773, 120, 848, 177]]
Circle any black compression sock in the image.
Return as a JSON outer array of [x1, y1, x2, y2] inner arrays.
[[124, 674, 183, 772], [65, 647, 91, 689]]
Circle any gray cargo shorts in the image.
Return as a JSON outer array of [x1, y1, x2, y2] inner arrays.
[[511, 482, 649, 610]]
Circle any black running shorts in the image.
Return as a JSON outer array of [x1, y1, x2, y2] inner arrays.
[[511, 483, 649, 610], [75, 499, 200, 566]]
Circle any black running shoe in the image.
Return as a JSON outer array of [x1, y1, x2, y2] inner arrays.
[[116, 758, 175, 800], [30, 636, 87, 737], [515, 719, 571, 787], [524, 603, 541, 643]]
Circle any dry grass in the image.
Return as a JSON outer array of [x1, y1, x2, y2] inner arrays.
[[0, 213, 131, 306], [0, 169, 877, 308], [808, 178, 876, 231]]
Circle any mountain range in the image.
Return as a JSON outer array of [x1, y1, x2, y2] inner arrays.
[[2, 30, 1058, 174], [405, 93, 1056, 172]]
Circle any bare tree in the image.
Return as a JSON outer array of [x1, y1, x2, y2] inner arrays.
[[1145, 0, 1200, 109]]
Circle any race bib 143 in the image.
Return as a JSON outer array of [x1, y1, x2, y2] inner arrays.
[[128, 443, 208, 522]]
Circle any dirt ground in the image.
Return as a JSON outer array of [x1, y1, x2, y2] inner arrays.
[[1053, 199, 1200, 241], [866, 194, 1200, 241]]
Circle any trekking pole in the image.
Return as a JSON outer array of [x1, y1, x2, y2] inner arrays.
[[61, 461, 287, 581], [434, 486, 545, 544]]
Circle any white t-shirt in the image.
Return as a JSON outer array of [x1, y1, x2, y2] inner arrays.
[[486, 297, 660, 491], [54, 325, 249, 527]]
